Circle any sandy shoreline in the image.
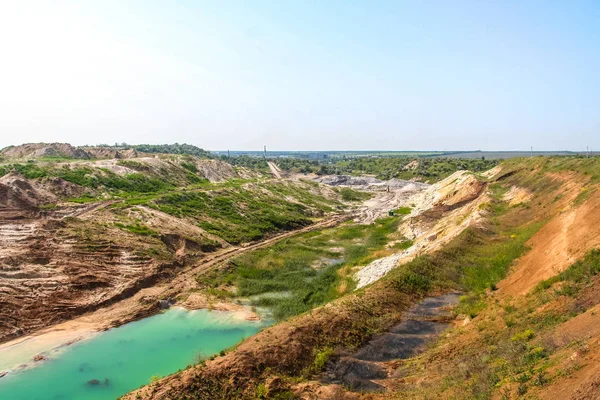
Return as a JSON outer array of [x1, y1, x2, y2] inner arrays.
[[0, 297, 260, 375], [0, 321, 100, 373], [0, 214, 347, 377]]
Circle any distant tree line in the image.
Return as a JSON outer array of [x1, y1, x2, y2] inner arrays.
[[223, 155, 498, 183], [94, 143, 213, 158]]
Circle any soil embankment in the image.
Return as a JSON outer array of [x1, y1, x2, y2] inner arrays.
[[499, 188, 600, 296], [354, 171, 489, 288], [0, 157, 352, 346]]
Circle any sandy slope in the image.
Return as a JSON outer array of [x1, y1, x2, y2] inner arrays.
[[499, 186, 600, 297]]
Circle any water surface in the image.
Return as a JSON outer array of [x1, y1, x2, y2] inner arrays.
[[0, 308, 265, 400]]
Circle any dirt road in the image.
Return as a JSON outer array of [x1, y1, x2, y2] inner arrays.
[[267, 161, 283, 179], [0, 212, 352, 368]]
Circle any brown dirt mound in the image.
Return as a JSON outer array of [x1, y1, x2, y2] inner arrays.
[[82, 147, 139, 159], [0, 173, 86, 220], [0, 173, 52, 219], [1, 143, 90, 159], [34, 177, 87, 199], [0, 216, 173, 343], [195, 159, 239, 182]]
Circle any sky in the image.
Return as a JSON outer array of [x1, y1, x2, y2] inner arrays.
[[0, 0, 598, 151]]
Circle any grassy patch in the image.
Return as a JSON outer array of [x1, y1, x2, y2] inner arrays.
[[180, 161, 198, 173], [340, 187, 371, 201], [536, 248, 600, 296], [392, 239, 414, 250], [383, 218, 543, 318], [0, 162, 48, 179], [201, 217, 401, 320], [394, 206, 412, 215], [152, 182, 340, 245], [114, 222, 159, 237]]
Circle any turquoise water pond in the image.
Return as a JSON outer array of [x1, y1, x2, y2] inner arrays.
[[0, 308, 265, 400]]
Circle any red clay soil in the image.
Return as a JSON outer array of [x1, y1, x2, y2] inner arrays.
[[499, 189, 600, 297]]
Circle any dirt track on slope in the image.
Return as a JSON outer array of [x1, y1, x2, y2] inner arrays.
[[267, 161, 283, 179]]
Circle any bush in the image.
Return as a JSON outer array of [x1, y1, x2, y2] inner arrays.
[[340, 187, 370, 201], [392, 271, 431, 294], [180, 161, 198, 173], [511, 329, 535, 342]]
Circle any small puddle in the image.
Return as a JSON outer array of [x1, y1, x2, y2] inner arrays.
[[324, 293, 461, 392], [0, 307, 267, 400]]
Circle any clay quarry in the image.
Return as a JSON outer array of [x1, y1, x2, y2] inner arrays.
[[1, 144, 600, 400]]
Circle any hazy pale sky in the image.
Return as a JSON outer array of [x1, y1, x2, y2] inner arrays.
[[0, 0, 598, 151]]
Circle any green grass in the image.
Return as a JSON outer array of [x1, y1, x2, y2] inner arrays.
[[114, 222, 159, 237], [340, 187, 371, 201], [154, 190, 312, 244], [392, 239, 414, 250], [200, 217, 401, 320], [394, 206, 412, 215], [180, 161, 198, 173], [535, 248, 600, 296], [383, 221, 543, 319], [426, 251, 600, 399], [0, 163, 48, 179], [152, 182, 340, 245]]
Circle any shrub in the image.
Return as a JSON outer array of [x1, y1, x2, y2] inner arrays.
[[511, 329, 535, 342], [392, 271, 431, 294], [340, 187, 370, 201]]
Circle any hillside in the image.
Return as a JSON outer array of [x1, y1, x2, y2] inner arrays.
[[0, 152, 359, 344], [0, 142, 213, 161], [123, 156, 600, 400], [3, 150, 600, 399]]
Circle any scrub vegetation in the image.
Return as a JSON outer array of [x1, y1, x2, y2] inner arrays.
[[227, 155, 499, 182], [150, 181, 350, 244], [199, 217, 403, 320], [127, 156, 600, 400]]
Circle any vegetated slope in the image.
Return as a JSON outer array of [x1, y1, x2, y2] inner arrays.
[[0, 153, 358, 344], [124, 156, 600, 400], [355, 157, 600, 400], [122, 170, 492, 400], [197, 216, 404, 322]]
